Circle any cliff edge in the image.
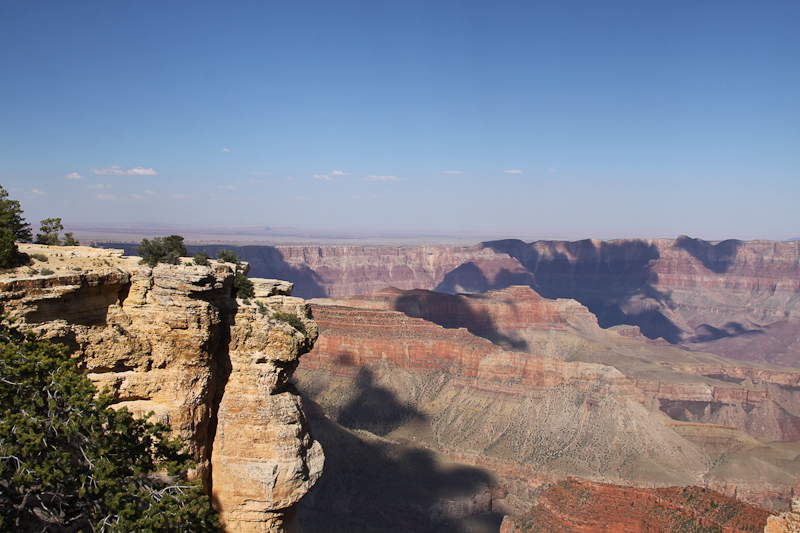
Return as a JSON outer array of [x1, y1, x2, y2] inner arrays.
[[0, 244, 323, 532]]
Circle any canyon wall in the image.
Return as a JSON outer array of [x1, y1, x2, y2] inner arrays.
[[115, 236, 799, 368], [293, 287, 800, 516], [0, 245, 322, 532]]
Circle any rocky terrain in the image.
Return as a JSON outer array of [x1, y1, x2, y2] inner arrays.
[[290, 286, 800, 529], [109, 236, 800, 369], [0, 244, 322, 532], [499, 477, 773, 533]]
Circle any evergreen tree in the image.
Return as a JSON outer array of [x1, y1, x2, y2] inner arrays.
[[136, 236, 187, 267], [35, 218, 64, 246], [0, 323, 218, 532], [0, 185, 32, 243]]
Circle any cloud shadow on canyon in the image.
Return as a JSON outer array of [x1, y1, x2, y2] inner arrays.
[[673, 236, 741, 274], [480, 239, 687, 343], [298, 378, 504, 533]]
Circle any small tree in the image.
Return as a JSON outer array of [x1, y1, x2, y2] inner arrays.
[[0, 185, 32, 243], [63, 232, 79, 246], [233, 271, 254, 299], [0, 322, 219, 531], [35, 218, 64, 246], [137, 235, 187, 267]]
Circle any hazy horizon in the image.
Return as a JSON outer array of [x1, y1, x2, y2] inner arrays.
[[2, 2, 798, 241]]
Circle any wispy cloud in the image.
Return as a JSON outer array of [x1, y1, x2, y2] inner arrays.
[[94, 193, 115, 200], [131, 194, 143, 199], [222, 148, 230, 153], [504, 169, 522, 174], [88, 183, 112, 189], [331, 170, 352, 176], [218, 185, 237, 190], [144, 189, 156, 195], [250, 178, 267, 184], [285, 177, 295, 181], [443, 170, 462, 174], [364, 175, 403, 181], [251, 171, 269, 175], [31, 189, 46, 196], [170, 194, 187, 200], [65, 172, 84, 180], [314, 174, 333, 181], [90, 166, 158, 176], [549, 168, 557, 172]]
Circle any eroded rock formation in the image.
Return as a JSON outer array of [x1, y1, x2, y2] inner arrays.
[[0, 245, 322, 532], [294, 287, 800, 515]]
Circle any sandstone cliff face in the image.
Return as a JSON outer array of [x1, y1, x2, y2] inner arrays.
[[0, 245, 322, 532], [765, 498, 800, 533]]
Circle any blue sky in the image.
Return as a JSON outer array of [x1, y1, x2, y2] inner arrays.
[[1, 1, 798, 241]]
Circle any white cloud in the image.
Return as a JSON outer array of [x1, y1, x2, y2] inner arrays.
[[549, 168, 557, 172], [504, 169, 522, 174], [90, 166, 158, 176], [170, 194, 187, 199], [349, 195, 361, 200], [65, 172, 85, 180], [250, 178, 266, 184], [443, 170, 462, 174], [314, 174, 333, 181], [285, 177, 295, 181], [331, 170, 352, 176], [144, 189, 156, 195], [131, 194, 143, 199], [364, 175, 403, 181], [94, 193, 115, 200], [218, 185, 237, 190], [251, 171, 269, 175], [31, 189, 46, 196], [88, 183, 112, 189], [222, 148, 230, 153]]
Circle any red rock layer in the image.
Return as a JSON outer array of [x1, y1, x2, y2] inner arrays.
[[501, 478, 773, 533]]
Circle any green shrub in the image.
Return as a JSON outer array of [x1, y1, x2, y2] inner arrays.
[[137, 235, 187, 267], [29, 253, 48, 262], [272, 311, 306, 334], [0, 322, 219, 531], [39, 268, 54, 276], [255, 300, 268, 315], [233, 271, 254, 299], [193, 251, 210, 266], [216, 249, 241, 264]]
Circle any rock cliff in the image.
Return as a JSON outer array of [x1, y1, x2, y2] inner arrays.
[[0, 244, 322, 532], [125, 237, 800, 368]]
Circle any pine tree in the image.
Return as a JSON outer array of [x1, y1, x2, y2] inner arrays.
[[0, 323, 219, 532]]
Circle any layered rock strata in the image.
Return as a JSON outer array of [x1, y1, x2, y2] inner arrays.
[[295, 287, 800, 512], [0, 245, 322, 532], [129, 236, 800, 368]]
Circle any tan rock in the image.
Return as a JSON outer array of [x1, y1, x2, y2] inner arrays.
[[766, 498, 800, 532], [1, 245, 322, 532]]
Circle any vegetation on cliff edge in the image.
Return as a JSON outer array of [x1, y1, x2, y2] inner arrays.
[[0, 322, 219, 532]]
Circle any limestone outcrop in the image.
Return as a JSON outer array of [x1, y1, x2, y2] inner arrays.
[[766, 498, 800, 532], [0, 244, 322, 532]]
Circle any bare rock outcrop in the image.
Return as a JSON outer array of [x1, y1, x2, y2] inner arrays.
[[0, 245, 322, 532], [766, 498, 800, 532]]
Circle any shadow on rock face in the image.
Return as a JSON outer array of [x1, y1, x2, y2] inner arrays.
[[297, 377, 505, 533]]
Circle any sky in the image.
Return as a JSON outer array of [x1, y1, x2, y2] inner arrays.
[[1, 1, 798, 242]]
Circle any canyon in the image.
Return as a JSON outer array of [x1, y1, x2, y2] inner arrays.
[[110, 235, 800, 369], [0, 244, 322, 532]]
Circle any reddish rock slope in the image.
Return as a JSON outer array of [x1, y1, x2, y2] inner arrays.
[[500, 478, 772, 533]]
